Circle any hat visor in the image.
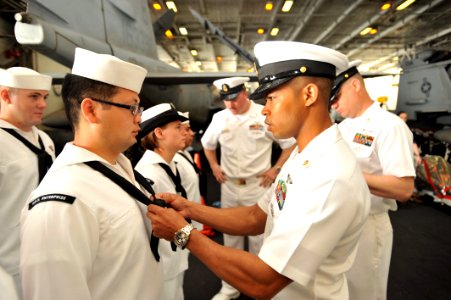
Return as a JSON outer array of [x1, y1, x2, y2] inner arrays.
[[249, 77, 294, 100], [222, 92, 240, 101], [330, 81, 343, 103]]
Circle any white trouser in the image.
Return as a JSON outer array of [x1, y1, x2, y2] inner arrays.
[[347, 212, 393, 300], [0, 267, 19, 300], [13, 272, 22, 300], [218, 178, 267, 296]]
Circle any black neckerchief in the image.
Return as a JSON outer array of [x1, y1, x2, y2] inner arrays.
[[2, 128, 53, 182], [84, 160, 174, 261], [177, 151, 200, 174], [158, 163, 187, 198]]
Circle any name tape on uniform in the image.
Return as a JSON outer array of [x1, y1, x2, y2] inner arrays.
[[29, 193, 76, 210]]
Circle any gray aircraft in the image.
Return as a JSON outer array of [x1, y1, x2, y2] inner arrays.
[[13, 0, 255, 137], [396, 50, 451, 153], [397, 51, 451, 125]]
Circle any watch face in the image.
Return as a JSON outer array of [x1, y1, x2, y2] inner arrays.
[[175, 231, 188, 248], [174, 224, 193, 249]]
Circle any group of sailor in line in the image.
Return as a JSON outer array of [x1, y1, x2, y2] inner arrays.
[[0, 40, 414, 300]]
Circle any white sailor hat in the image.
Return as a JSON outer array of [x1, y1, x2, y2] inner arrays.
[[249, 41, 348, 100], [71, 48, 147, 94], [330, 60, 362, 102], [138, 103, 188, 139], [213, 77, 249, 100], [0, 67, 51, 90], [179, 111, 190, 125]]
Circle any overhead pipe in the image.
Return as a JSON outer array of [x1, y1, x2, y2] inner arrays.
[[333, 7, 390, 50], [288, 0, 326, 41], [361, 24, 451, 70], [346, 0, 446, 57], [313, 0, 366, 45]]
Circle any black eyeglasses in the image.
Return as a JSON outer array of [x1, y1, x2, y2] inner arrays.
[[90, 98, 144, 116]]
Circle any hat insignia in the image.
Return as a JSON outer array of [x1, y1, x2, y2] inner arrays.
[[300, 66, 307, 73], [222, 84, 229, 92], [344, 73, 349, 78]]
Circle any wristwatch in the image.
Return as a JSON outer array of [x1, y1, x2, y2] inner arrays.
[[174, 224, 194, 249]]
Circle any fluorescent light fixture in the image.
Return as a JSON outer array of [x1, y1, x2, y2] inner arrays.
[[190, 49, 198, 56], [166, 1, 178, 13], [179, 27, 188, 35], [396, 0, 415, 11], [359, 27, 372, 36], [281, 0, 294, 13], [270, 27, 279, 36], [381, 3, 391, 10], [152, 2, 162, 10], [265, 1, 273, 11], [257, 28, 265, 35]]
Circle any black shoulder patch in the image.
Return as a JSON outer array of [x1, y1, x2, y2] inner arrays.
[[29, 194, 76, 210]]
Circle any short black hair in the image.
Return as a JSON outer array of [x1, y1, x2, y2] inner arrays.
[[61, 74, 118, 130]]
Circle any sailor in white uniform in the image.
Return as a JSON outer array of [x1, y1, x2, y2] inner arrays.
[[174, 112, 203, 230], [201, 76, 295, 300], [0, 67, 54, 299], [20, 48, 163, 300], [331, 60, 416, 300], [148, 41, 371, 299], [135, 103, 189, 300]]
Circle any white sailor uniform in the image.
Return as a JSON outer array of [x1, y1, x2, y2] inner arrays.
[[136, 150, 189, 300], [258, 125, 370, 299], [338, 102, 415, 300], [0, 120, 55, 297], [174, 150, 202, 230], [20, 143, 163, 300], [201, 100, 295, 252]]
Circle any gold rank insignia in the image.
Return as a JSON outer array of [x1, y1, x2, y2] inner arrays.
[[222, 84, 229, 92]]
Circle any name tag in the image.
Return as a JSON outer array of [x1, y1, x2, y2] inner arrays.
[[29, 193, 76, 210]]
